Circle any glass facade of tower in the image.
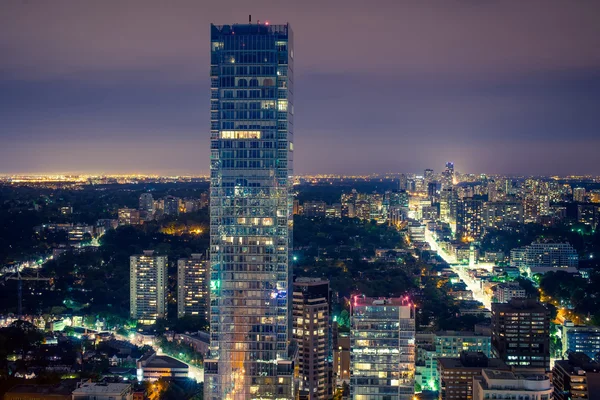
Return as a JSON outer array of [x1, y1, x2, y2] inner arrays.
[[205, 22, 295, 400]]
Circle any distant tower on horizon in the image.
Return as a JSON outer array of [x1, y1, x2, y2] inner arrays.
[[204, 21, 296, 400]]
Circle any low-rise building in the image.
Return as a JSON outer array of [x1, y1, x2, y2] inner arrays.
[[136, 352, 189, 381], [72, 381, 133, 400], [552, 352, 600, 400], [562, 320, 600, 360], [4, 384, 73, 400], [472, 369, 553, 400], [492, 282, 526, 303], [438, 352, 509, 400]]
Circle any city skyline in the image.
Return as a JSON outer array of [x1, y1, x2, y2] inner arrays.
[[2, 1, 600, 176]]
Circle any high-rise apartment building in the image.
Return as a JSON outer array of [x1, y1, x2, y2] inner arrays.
[[163, 195, 180, 216], [491, 299, 550, 372], [293, 278, 332, 400], [574, 187, 587, 203], [482, 202, 524, 229], [456, 198, 484, 241], [350, 296, 415, 400], [204, 21, 295, 400], [130, 250, 167, 324], [177, 254, 209, 319], [139, 193, 155, 220]]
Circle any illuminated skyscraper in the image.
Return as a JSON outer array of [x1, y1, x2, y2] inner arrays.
[[350, 296, 415, 400], [204, 21, 295, 400]]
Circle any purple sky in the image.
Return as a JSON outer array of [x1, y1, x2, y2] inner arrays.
[[1, 0, 600, 175]]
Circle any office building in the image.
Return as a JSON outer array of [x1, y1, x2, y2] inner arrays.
[[293, 278, 332, 400], [118, 208, 141, 226], [456, 198, 484, 241], [350, 296, 415, 400], [72, 382, 133, 400], [562, 320, 600, 359], [130, 250, 167, 324], [491, 299, 550, 371], [139, 193, 154, 220], [415, 331, 491, 393], [472, 369, 552, 400], [438, 352, 509, 400], [510, 241, 579, 275], [136, 351, 189, 381], [204, 21, 295, 400], [553, 352, 600, 400], [177, 254, 209, 319]]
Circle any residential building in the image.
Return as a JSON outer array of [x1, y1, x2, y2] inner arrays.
[[456, 198, 484, 242], [177, 254, 209, 319], [350, 296, 415, 400], [303, 201, 327, 217], [293, 278, 332, 400], [562, 320, 600, 359], [438, 352, 509, 400], [204, 21, 295, 400], [118, 208, 141, 225], [139, 193, 154, 220], [72, 381, 133, 400], [163, 195, 180, 216], [510, 241, 579, 275], [491, 299, 550, 371], [574, 187, 587, 202], [130, 250, 167, 324], [67, 224, 94, 243], [493, 283, 526, 303], [553, 352, 600, 400], [482, 202, 524, 229], [472, 369, 552, 400]]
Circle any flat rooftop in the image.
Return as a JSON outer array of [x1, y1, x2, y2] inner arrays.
[[73, 382, 131, 394], [144, 355, 188, 369]]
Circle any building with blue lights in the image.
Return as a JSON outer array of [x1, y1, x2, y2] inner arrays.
[[204, 20, 295, 400]]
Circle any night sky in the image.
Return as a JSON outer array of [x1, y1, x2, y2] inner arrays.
[[2, 1, 599, 176]]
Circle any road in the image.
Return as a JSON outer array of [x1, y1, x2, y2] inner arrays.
[[425, 226, 492, 309]]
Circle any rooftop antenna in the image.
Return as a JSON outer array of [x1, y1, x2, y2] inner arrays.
[[249, 14, 251, 23]]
